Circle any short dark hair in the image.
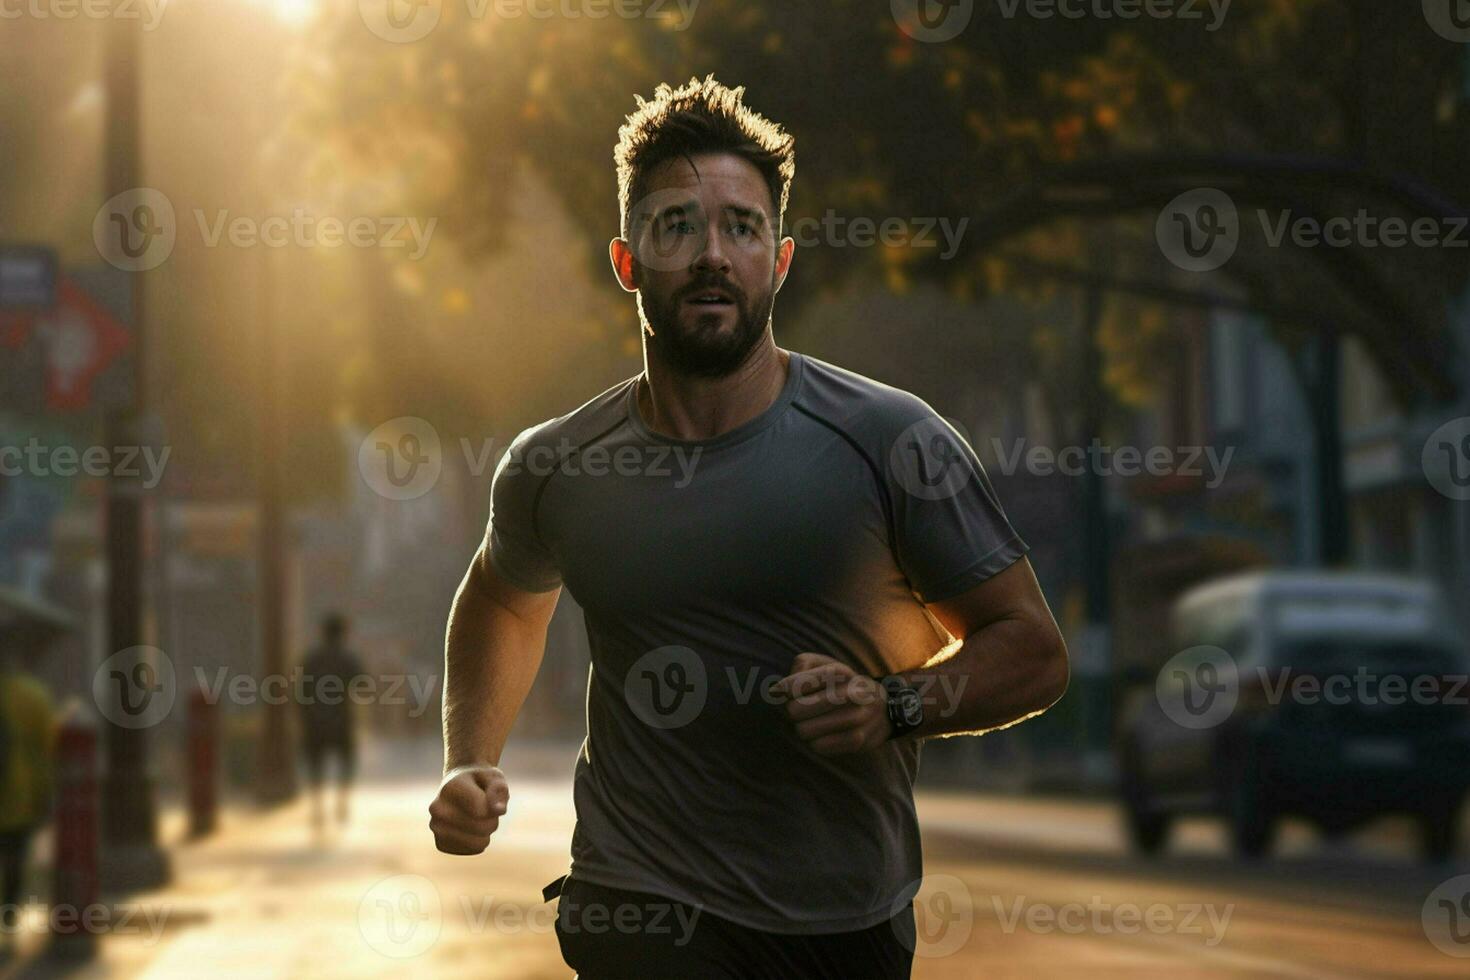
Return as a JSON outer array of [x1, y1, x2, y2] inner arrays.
[[615, 74, 796, 242], [322, 612, 347, 641]]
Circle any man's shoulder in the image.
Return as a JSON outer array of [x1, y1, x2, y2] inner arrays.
[[792, 352, 946, 443], [502, 375, 640, 467]]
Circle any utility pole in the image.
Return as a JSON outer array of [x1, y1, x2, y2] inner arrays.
[[100, 15, 169, 890], [255, 184, 296, 806], [1077, 282, 1112, 784]]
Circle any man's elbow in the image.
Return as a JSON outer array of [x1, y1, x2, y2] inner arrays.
[[1031, 624, 1070, 713]]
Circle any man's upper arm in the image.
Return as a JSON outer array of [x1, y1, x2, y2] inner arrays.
[[467, 542, 562, 630], [923, 555, 1056, 643], [482, 426, 564, 595]]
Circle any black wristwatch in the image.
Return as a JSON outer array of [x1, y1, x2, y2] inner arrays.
[[880, 675, 924, 740]]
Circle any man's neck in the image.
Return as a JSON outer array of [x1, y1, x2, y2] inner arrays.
[[638, 341, 790, 441]]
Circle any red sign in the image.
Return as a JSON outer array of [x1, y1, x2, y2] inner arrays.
[[27, 277, 132, 411]]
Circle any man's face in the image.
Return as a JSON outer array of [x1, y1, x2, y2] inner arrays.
[[620, 152, 792, 377]]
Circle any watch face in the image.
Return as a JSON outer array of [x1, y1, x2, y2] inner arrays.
[[897, 688, 923, 727]]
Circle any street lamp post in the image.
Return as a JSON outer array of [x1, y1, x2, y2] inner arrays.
[[99, 15, 169, 891]]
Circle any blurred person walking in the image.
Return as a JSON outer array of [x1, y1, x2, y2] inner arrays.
[[298, 613, 366, 830], [0, 646, 57, 961]]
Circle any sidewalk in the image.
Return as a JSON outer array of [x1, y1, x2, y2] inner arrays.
[[4, 740, 1452, 979], [4, 739, 582, 980]]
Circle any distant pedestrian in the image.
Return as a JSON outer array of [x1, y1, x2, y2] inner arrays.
[[299, 613, 366, 829], [0, 647, 57, 959]]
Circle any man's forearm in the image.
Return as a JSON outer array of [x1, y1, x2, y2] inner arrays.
[[441, 566, 551, 773], [897, 616, 1069, 740]]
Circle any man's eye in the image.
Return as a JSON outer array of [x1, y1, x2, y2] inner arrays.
[[661, 218, 696, 234], [730, 222, 754, 238]]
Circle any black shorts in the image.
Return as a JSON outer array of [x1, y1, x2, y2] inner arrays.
[[301, 737, 356, 784], [550, 874, 915, 980]]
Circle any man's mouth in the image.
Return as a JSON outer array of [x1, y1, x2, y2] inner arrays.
[[684, 288, 735, 306]]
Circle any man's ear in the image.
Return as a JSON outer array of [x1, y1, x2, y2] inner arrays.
[[609, 238, 638, 293], [774, 236, 796, 292]]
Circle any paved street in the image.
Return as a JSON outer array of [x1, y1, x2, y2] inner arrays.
[[5, 738, 1467, 979]]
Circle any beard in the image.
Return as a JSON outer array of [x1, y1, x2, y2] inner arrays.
[[636, 268, 777, 378]]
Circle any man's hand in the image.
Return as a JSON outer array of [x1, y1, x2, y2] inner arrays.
[[770, 653, 891, 756], [429, 765, 509, 855]]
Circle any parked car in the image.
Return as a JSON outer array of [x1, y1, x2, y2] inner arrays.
[[1118, 571, 1470, 861]]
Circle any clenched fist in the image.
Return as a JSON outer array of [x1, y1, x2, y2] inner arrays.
[[770, 652, 892, 756], [429, 765, 509, 855]]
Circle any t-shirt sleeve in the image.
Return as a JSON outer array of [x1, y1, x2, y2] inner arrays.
[[882, 400, 1029, 604], [483, 428, 563, 593]]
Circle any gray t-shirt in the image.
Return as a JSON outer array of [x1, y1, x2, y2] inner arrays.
[[486, 350, 1027, 934]]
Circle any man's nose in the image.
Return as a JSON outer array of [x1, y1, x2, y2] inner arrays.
[[691, 227, 732, 275]]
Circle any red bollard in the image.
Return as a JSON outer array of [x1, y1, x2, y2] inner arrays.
[[50, 717, 99, 959], [187, 687, 218, 838]]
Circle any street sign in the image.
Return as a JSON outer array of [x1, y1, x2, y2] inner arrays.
[[0, 245, 59, 309], [0, 268, 133, 415]]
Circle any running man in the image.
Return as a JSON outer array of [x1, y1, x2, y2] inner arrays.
[[430, 75, 1069, 978]]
